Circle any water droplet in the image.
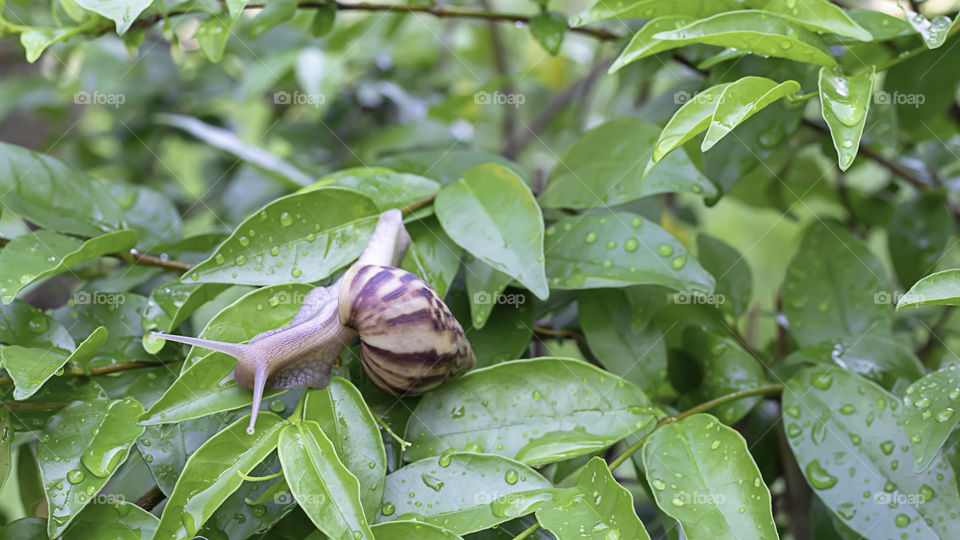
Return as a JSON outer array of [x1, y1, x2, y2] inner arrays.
[[805, 460, 837, 489], [915, 398, 931, 410], [270, 246, 280, 256], [269, 400, 286, 413], [652, 479, 666, 490], [812, 373, 833, 390], [381, 502, 395, 515], [214, 253, 225, 264], [585, 232, 597, 244], [67, 469, 85, 484], [881, 440, 895, 455], [238, 236, 250, 247], [839, 404, 856, 415], [291, 268, 302, 278], [28, 317, 47, 333], [671, 255, 686, 269], [421, 473, 444, 492], [235, 255, 247, 266], [505, 469, 518, 484], [710, 440, 721, 449], [280, 212, 293, 227], [657, 243, 674, 257], [895, 513, 910, 527], [438, 449, 455, 467], [624, 238, 639, 252]]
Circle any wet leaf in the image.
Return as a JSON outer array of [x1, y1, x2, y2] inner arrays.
[[696, 234, 752, 317], [303, 378, 386, 519], [152, 413, 284, 540], [761, 0, 872, 40], [3, 325, 107, 400], [529, 12, 567, 55], [784, 367, 960, 538], [63, 500, 158, 540], [643, 414, 778, 539], [0, 300, 74, 350], [646, 82, 731, 166], [701, 77, 800, 150], [571, 0, 740, 26], [196, 16, 232, 63], [250, 0, 298, 38], [539, 118, 717, 209], [186, 188, 379, 286], [464, 257, 514, 329], [141, 280, 229, 353], [544, 211, 714, 294], [73, 0, 152, 34], [536, 457, 651, 540], [278, 421, 374, 539], [38, 398, 143, 537], [405, 358, 657, 465], [609, 16, 697, 73], [818, 66, 874, 170], [898, 2, 954, 48], [0, 230, 138, 304], [681, 327, 767, 424], [400, 216, 462, 298], [302, 167, 440, 212], [782, 222, 892, 346], [902, 364, 960, 471], [375, 453, 552, 534], [436, 164, 548, 299], [652, 11, 838, 67], [897, 269, 960, 310], [370, 521, 463, 539]]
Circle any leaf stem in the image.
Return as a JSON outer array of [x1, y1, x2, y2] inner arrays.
[[399, 194, 437, 216], [371, 410, 411, 450], [512, 522, 541, 540], [606, 383, 784, 471]]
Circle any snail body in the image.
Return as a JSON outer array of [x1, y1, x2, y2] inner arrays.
[[152, 209, 476, 433]]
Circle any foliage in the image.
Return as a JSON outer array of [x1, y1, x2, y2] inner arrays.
[[0, 0, 959, 539]]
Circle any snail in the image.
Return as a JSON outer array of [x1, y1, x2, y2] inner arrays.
[[151, 209, 476, 433]]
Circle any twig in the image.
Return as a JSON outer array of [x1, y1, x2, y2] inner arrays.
[[532, 325, 584, 342], [2, 402, 69, 412], [134, 485, 166, 511], [0, 359, 182, 386], [0, 235, 194, 273], [371, 410, 411, 450], [478, 0, 516, 149], [399, 194, 437, 215]]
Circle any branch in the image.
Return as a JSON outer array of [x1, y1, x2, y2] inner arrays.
[[134, 485, 166, 511], [0, 359, 182, 387], [0, 235, 195, 273], [532, 325, 585, 342]]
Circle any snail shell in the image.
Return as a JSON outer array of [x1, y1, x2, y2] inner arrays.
[[339, 264, 475, 395]]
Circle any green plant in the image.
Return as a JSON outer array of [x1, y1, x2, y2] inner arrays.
[[0, 0, 959, 538]]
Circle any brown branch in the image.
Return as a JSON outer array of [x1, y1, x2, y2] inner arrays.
[[533, 325, 584, 342], [134, 484, 166, 511], [2, 402, 69, 412], [478, 0, 516, 148], [0, 359, 182, 387], [118, 1, 621, 40], [0, 235, 194, 273]]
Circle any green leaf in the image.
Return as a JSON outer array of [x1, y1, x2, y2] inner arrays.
[[20, 27, 73, 63], [539, 118, 717, 209], [63, 500, 158, 540], [888, 194, 954, 289], [278, 421, 374, 539], [196, 16, 231, 62], [784, 367, 960, 538], [0, 300, 74, 350], [302, 167, 440, 212], [110, 183, 181, 248], [818, 66, 874, 170], [186, 188, 379, 286], [544, 211, 715, 294], [536, 456, 651, 540], [375, 453, 552, 533], [0, 230, 137, 304], [899, 2, 954, 48], [0, 409, 10, 491], [897, 269, 960, 310], [782, 222, 892, 346], [571, 0, 741, 26], [250, 0, 298, 38], [529, 12, 567, 55], [609, 16, 697, 73], [140, 352, 284, 425], [377, 149, 528, 186], [847, 9, 915, 41], [465, 257, 514, 329], [643, 414, 778, 539], [38, 398, 144, 537], [152, 413, 284, 540], [761, 0, 872, 40], [0, 141, 127, 235], [578, 288, 671, 399], [436, 164, 548, 299], [310, 5, 336, 37], [0, 518, 45, 539], [303, 378, 386, 519], [778, 336, 924, 392], [370, 521, 463, 539], [696, 234, 752, 317], [2, 325, 107, 400], [400, 216, 462, 298], [648, 82, 730, 165], [463, 296, 533, 368], [157, 114, 313, 187], [405, 358, 657, 465], [79, 398, 145, 478], [226, 0, 249, 19], [653, 11, 838, 67], [142, 280, 229, 353], [701, 77, 801, 150], [682, 327, 767, 424], [182, 283, 314, 369], [73, 0, 153, 34], [902, 364, 960, 471]]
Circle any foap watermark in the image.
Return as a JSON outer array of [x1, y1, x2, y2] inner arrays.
[[673, 90, 727, 106], [274, 90, 326, 107], [265, 291, 309, 306], [474, 90, 525, 108], [874, 491, 927, 506], [473, 291, 526, 308], [673, 291, 726, 306], [873, 290, 920, 305], [874, 90, 925, 108], [74, 91, 125, 108], [672, 491, 726, 506], [74, 291, 126, 306], [71, 492, 125, 505]]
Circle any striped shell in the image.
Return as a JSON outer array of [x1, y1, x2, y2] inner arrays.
[[338, 264, 475, 395]]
